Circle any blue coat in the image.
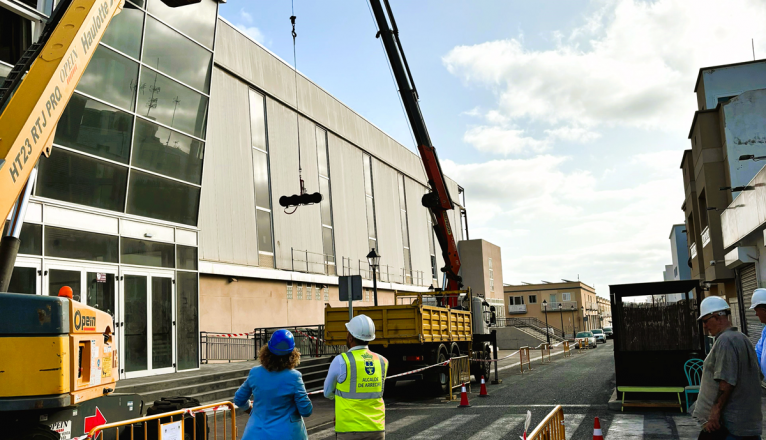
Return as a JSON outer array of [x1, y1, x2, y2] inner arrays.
[[755, 326, 766, 378], [233, 366, 313, 440]]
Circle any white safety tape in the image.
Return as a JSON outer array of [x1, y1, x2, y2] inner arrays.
[[305, 360, 451, 395]]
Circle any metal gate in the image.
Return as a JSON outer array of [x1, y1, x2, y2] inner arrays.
[[738, 264, 760, 345]]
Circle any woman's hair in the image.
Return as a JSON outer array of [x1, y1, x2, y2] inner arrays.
[[258, 345, 301, 372]]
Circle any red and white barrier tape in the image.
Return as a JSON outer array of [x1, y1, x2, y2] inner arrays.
[[470, 340, 567, 363], [207, 332, 253, 338], [305, 360, 451, 395], [295, 330, 325, 342]]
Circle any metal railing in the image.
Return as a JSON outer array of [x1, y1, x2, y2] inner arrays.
[[542, 301, 578, 312], [291, 248, 336, 275], [340, 256, 425, 286], [528, 405, 566, 440], [492, 317, 565, 340], [253, 325, 346, 358], [201, 332, 255, 364], [88, 401, 236, 440]]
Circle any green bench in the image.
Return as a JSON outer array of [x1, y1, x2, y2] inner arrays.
[[617, 386, 684, 412]]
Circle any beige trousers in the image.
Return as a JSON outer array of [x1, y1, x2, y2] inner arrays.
[[335, 432, 385, 439]]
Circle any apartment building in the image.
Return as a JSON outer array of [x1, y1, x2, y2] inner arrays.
[[663, 224, 691, 301], [503, 281, 599, 337], [680, 59, 766, 335], [457, 239, 505, 315]]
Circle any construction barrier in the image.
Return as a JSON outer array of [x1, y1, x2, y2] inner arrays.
[[528, 405, 565, 440], [538, 343, 551, 364], [519, 347, 532, 374], [81, 401, 236, 440], [448, 355, 471, 401], [563, 341, 572, 357]]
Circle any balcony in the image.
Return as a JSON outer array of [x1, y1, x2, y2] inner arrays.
[[508, 304, 527, 314], [542, 301, 578, 312], [690, 242, 697, 259], [701, 226, 710, 248]]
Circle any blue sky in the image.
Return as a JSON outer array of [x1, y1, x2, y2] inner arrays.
[[220, 0, 766, 296]]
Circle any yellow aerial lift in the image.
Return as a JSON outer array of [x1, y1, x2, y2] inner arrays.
[[0, 0, 200, 437]]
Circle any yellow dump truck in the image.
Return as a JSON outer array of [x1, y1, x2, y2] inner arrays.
[[324, 290, 494, 392]]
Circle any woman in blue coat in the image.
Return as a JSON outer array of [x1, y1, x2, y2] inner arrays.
[[233, 329, 313, 439]]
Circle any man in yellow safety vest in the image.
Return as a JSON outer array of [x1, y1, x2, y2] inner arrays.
[[323, 314, 388, 439]]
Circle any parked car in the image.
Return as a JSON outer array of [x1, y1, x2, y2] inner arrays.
[[575, 331, 597, 349], [603, 327, 613, 339], [591, 329, 606, 343]]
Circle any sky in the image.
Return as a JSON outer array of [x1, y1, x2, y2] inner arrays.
[[219, 0, 766, 297]]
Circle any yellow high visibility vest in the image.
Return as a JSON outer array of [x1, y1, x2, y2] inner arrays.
[[335, 348, 388, 433]]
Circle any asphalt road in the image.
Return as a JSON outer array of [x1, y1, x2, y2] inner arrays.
[[307, 340, 703, 440]]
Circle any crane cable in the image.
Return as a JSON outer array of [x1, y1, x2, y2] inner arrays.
[[286, 0, 301, 215]]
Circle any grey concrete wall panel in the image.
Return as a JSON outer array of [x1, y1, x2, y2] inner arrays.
[[699, 63, 766, 110], [405, 177, 431, 285], [722, 90, 766, 194], [721, 163, 766, 249], [214, 20, 434, 187], [199, 68, 259, 266], [372, 159, 405, 279], [266, 98, 324, 271], [327, 134, 369, 270]]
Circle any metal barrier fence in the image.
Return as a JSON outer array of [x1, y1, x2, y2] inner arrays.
[[537, 343, 551, 364], [201, 332, 255, 364], [528, 405, 566, 440], [291, 248, 336, 275], [519, 347, 532, 374], [563, 341, 571, 357], [448, 355, 471, 401], [86, 401, 236, 440], [253, 325, 346, 358], [340, 257, 425, 286]]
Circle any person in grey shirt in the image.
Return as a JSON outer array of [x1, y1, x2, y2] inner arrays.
[[692, 297, 762, 439]]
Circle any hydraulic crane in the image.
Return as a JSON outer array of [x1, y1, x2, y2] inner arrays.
[[368, 0, 463, 304]]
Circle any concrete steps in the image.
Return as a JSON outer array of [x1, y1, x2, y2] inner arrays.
[[514, 325, 566, 343], [116, 356, 334, 405]]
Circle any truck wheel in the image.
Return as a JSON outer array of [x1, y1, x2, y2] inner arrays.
[[470, 344, 491, 381], [450, 343, 461, 358], [429, 344, 449, 395]]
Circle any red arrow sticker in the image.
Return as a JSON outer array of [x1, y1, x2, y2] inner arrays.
[[83, 407, 106, 434]]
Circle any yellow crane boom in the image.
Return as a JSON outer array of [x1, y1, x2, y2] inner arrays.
[[0, 0, 125, 222]]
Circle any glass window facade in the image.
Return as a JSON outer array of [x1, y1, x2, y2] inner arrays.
[[176, 271, 199, 370], [5, 221, 42, 255], [0, 7, 32, 67], [248, 89, 274, 262], [363, 155, 377, 252], [398, 174, 412, 281], [316, 127, 335, 266], [35, 0, 213, 228], [44, 226, 119, 263], [121, 237, 175, 268]]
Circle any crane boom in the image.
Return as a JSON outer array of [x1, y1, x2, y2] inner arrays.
[[368, 0, 463, 296]]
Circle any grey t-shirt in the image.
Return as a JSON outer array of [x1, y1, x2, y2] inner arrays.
[[692, 327, 762, 436]]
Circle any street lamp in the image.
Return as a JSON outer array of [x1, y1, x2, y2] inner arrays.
[[581, 306, 585, 331], [542, 300, 551, 344], [366, 248, 380, 306], [570, 304, 576, 337], [559, 303, 565, 340]]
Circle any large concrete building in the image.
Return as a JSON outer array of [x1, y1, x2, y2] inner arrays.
[[502, 281, 604, 337], [1, 0, 472, 378], [663, 224, 690, 301], [680, 59, 766, 340], [457, 239, 505, 315]]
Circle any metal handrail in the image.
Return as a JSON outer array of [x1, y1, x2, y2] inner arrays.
[[252, 325, 346, 357], [340, 256, 426, 286], [492, 317, 566, 340], [200, 331, 255, 364], [291, 247, 336, 275]]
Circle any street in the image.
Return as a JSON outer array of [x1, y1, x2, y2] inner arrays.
[[303, 341, 699, 439]]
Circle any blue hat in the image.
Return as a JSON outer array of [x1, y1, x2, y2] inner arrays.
[[268, 329, 295, 356]]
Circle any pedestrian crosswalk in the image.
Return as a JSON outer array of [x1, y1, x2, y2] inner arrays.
[[308, 411, 713, 439]]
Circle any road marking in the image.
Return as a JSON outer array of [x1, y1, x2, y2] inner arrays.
[[309, 415, 428, 439], [606, 414, 644, 439], [564, 414, 586, 440], [388, 404, 609, 410], [409, 415, 479, 440], [672, 415, 700, 439], [466, 415, 526, 440]]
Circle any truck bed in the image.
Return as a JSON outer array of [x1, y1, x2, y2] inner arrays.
[[324, 304, 472, 347]]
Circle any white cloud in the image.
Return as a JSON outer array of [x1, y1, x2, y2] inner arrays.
[[463, 125, 549, 155], [239, 8, 253, 24], [236, 24, 266, 45], [443, 0, 766, 132]]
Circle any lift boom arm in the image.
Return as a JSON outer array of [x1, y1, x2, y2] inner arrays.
[[368, 0, 463, 293]]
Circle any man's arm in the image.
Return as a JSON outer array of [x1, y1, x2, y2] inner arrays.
[[705, 380, 734, 431], [323, 355, 345, 400]]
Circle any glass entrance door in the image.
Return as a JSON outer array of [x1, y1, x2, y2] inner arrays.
[[8, 257, 41, 295], [120, 269, 175, 378]]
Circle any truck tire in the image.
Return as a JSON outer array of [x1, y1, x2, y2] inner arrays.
[[139, 396, 208, 440], [470, 343, 491, 381], [450, 343, 461, 358], [429, 344, 450, 395]]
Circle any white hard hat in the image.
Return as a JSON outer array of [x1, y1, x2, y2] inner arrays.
[[750, 288, 766, 309], [698, 296, 730, 321], [346, 314, 376, 342]]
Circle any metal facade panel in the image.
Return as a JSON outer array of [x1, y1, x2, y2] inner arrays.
[[372, 158, 405, 279], [327, 133, 369, 269], [199, 68, 260, 266], [405, 177, 431, 286], [266, 98, 324, 271]]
